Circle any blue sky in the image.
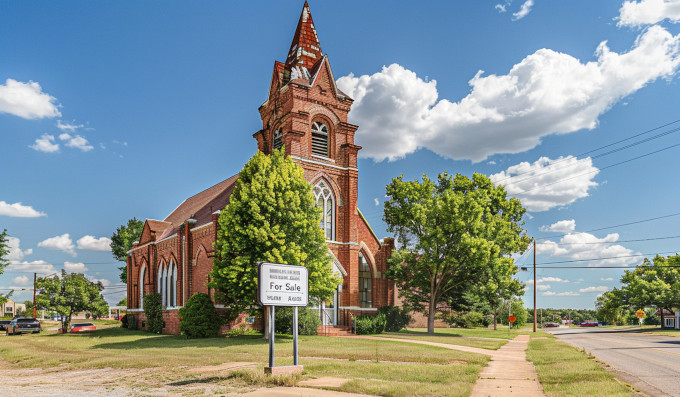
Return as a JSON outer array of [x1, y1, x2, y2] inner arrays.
[[2, 1, 679, 309]]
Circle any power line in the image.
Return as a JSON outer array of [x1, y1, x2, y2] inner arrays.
[[534, 265, 680, 269], [536, 212, 680, 241], [537, 235, 680, 245], [539, 250, 679, 265]]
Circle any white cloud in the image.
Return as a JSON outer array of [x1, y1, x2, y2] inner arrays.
[[0, 79, 61, 119], [86, 276, 111, 287], [64, 261, 88, 272], [495, 3, 508, 13], [543, 290, 580, 296], [539, 219, 576, 233], [5, 236, 33, 261], [618, 0, 680, 27], [579, 286, 609, 293], [56, 120, 84, 132], [58, 133, 71, 141], [513, 0, 534, 20], [337, 26, 680, 162], [64, 135, 93, 152], [538, 230, 639, 267], [373, 198, 379, 206], [0, 201, 46, 218], [76, 235, 112, 252], [12, 275, 30, 285], [30, 134, 60, 153], [37, 234, 76, 257], [491, 156, 599, 212], [6, 260, 57, 274], [537, 284, 551, 291], [601, 277, 614, 281], [539, 276, 570, 283]]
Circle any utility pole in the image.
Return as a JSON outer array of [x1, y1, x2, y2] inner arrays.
[[32, 273, 37, 318], [533, 239, 537, 332]]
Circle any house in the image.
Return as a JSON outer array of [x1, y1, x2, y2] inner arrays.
[[126, 2, 396, 335], [1, 299, 26, 318]]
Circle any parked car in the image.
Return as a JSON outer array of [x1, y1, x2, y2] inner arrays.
[[579, 321, 598, 327], [543, 322, 560, 328], [0, 319, 12, 331], [6, 318, 41, 335], [58, 322, 96, 333]]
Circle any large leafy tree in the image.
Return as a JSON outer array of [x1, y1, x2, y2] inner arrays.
[[110, 218, 144, 283], [384, 172, 529, 334], [35, 270, 109, 332], [596, 289, 626, 325], [619, 254, 680, 326], [209, 148, 338, 318]]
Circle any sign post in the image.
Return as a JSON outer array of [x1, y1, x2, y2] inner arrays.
[[636, 309, 646, 326], [258, 262, 308, 376]]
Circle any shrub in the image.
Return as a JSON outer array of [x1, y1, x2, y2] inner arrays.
[[354, 313, 386, 335], [121, 314, 129, 328], [143, 293, 164, 334], [126, 314, 137, 330], [379, 306, 412, 332], [275, 306, 320, 335], [227, 324, 261, 337], [459, 311, 485, 328], [178, 293, 223, 338]]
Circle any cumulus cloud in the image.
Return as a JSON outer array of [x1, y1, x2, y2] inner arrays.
[[29, 134, 60, 153], [76, 235, 112, 252], [337, 26, 680, 162], [6, 260, 57, 274], [601, 277, 614, 281], [38, 234, 76, 257], [5, 236, 33, 261], [513, 0, 534, 20], [58, 133, 94, 152], [56, 120, 84, 132], [490, 156, 599, 212], [0, 79, 61, 119], [543, 291, 580, 296], [537, 284, 551, 291], [86, 276, 111, 287], [540, 219, 577, 233], [12, 275, 30, 285], [538, 226, 639, 267], [64, 261, 88, 272], [374, 198, 380, 206], [579, 286, 609, 293], [618, 0, 680, 27], [0, 201, 46, 218]]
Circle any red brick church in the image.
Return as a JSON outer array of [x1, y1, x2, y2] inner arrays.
[[126, 2, 396, 335]]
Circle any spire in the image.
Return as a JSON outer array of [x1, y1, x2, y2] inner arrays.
[[285, 1, 323, 70]]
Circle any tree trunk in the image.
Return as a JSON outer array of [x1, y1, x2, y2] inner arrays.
[[493, 312, 498, 331], [427, 297, 436, 334], [263, 306, 271, 340], [660, 307, 665, 328]]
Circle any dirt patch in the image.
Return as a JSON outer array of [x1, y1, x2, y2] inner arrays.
[[298, 377, 350, 387], [187, 361, 258, 373]]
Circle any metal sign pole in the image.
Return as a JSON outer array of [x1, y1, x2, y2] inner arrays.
[[293, 306, 299, 366], [269, 306, 275, 368]]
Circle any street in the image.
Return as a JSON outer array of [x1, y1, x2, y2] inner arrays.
[[547, 327, 680, 397]]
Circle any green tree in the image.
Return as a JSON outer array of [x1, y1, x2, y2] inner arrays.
[[110, 218, 144, 283], [596, 289, 625, 325], [0, 229, 10, 275], [620, 255, 680, 327], [209, 149, 338, 318], [35, 270, 109, 332], [384, 172, 529, 334], [179, 293, 223, 338], [117, 297, 127, 306]]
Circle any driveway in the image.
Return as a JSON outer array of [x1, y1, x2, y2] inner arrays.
[[546, 327, 680, 397]]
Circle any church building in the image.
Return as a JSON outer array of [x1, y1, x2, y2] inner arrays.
[[126, 2, 395, 335]]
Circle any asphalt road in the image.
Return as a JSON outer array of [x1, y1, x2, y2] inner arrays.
[[546, 327, 680, 397]]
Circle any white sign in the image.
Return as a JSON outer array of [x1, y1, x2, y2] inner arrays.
[[258, 262, 308, 307]]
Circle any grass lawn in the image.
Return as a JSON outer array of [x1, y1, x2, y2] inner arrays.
[[639, 325, 680, 337], [0, 323, 489, 396], [527, 333, 634, 396]]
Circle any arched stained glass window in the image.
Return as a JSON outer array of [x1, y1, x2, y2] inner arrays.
[[359, 254, 372, 308], [273, 128, 283, 151], [311, 121, 329, 157], [313, 181, 334, 240], [139, 263, 146, 309]]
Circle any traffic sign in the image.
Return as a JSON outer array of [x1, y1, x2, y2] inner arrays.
[[508, 315, 517, 323], [636, 309, 646, 318]]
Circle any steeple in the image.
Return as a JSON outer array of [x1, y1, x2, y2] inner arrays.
[[285, 2, 323, 71]]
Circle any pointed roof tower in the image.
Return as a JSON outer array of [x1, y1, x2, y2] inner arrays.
[[285, 2, 323, 71]]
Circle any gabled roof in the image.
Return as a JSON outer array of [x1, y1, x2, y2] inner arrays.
[[164, 174, 239, 227]]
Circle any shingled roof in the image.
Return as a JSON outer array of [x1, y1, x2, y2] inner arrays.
[[163, 174, 239, 228]]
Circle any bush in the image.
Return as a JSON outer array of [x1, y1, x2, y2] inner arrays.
[[354, 313, 386, 335], [178, 293, 223, 338], [121, 314, 129, 328], [459, 311, 485, 328], [275, 306, 320, 335], [227, 324, 261, 337], [378, 306, 412, 332], [143, 293, 164, 334], [125, 314, 137, 330]]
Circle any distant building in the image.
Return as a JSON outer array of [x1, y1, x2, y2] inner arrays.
[[126, 2, 396, 335], [1, 299, 26, 318]]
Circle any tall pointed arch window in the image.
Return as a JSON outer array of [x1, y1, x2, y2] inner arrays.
[[169, 260, 177, 307], [139, 263, 146, 309], [358, 254, 372, 308], [313, 180, 334, 240], [273, 128, 283, 151], [157, 261, 165, 304], [311, 121, 329, 157]]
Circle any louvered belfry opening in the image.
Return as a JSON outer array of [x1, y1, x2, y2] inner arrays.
[[273, 128, 283, 150], [311, 121, 328, 157]]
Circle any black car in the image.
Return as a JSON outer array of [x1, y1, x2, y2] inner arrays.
[[0, 319, 11, 331], [6, 318, 41, 335]]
